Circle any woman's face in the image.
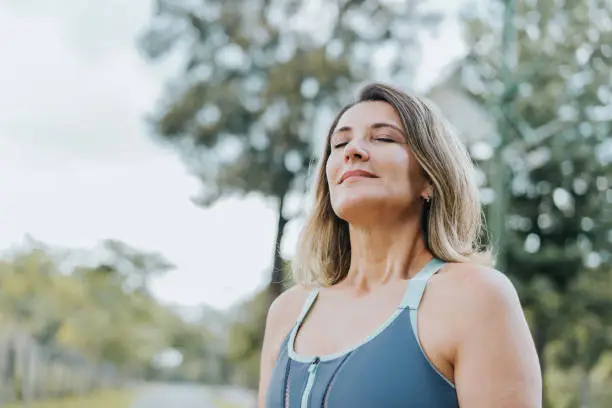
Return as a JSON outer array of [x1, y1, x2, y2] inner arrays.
[[326, 101, 429, 224]]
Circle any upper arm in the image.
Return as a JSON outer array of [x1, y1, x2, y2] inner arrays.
[[452, 267, 542, 408], [257, 286, 309, 408]]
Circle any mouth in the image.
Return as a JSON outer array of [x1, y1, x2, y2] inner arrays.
[[339, 170, 378, 184]]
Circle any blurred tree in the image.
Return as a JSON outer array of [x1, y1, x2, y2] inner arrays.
[[66, 261, 179, 369], [139, 0, 441, 302], [226, 288, 269, 388], [0, 242, 214, 380], [457, 0, 612, 404], [167, 322, 219, 382], [0, 249, 69, 343], [548, 265, 612, 407], [101, 239, 175, 294]]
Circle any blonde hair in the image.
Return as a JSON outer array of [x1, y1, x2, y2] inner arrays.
[[292, 83, 492, 286]]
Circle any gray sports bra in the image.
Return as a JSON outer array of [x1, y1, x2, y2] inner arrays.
[[265, 258, 458, 408]]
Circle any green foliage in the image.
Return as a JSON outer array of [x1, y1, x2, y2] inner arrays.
[[461, 0, 611, 288], [550, 266, 612, 372], [0, 240, 220, 387], [458, 0, 612, 404], [226, 288, 270, 389]]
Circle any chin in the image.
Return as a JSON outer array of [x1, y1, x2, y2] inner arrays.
[[332, 194, 389, 223]]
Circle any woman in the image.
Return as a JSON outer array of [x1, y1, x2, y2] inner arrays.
[[258, 83, 541, 407]]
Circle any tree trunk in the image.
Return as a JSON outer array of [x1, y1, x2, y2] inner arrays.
[[268, 194, 289, 303]]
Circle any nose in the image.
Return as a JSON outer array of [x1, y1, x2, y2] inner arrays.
[[344, 139, 369, 163]]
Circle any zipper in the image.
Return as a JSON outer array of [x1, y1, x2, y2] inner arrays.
[[300, 357, 320, 408]]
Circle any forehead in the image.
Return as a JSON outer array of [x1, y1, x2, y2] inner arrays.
[[335, 100, 402, 130]]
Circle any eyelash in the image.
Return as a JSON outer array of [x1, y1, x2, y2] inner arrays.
[[332, 137, 394, 149]]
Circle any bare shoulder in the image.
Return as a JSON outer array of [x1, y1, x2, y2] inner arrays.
[[427, 262, 526, 354], [435, 262, 522, 313], [265, 284, 312, 337], [435, 263, 541, 407]]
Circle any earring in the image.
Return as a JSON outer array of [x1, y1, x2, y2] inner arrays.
[[423, 196, 430, 203]]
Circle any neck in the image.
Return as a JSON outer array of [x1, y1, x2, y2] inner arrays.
[[343, 216, 432, 291]]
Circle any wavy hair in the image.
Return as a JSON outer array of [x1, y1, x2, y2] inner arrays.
[[292, 83, 492, 286]]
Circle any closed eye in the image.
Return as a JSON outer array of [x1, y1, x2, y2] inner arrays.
[[332, 142, 348, 149], [375, 137, 395, 143]]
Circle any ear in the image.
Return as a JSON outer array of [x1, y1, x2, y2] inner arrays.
[[421, 182, 433, 201]]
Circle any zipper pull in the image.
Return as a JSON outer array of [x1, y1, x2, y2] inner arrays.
[[309, 357, 320, 373], [301, 357, 321, 408]]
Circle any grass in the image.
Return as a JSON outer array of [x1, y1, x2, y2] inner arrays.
[[210, 397, 242, 408], [3, 389, 135, 408]]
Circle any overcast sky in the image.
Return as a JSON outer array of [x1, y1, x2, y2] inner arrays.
[[0, 0, 466, 310]]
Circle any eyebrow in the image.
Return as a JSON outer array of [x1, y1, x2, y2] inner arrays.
[[333, 122, 405, 136]]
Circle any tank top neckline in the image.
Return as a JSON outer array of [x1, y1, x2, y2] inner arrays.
[[287, 258, 445, 363]]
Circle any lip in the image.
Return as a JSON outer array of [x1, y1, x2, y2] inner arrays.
[[339, 169, 378, 183]]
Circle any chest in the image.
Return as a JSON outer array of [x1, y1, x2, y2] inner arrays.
[[293, 288, 404, 357], [266, 316, 459, 408]]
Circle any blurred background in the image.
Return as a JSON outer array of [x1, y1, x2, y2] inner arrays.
[[0, 0, 610, 407]]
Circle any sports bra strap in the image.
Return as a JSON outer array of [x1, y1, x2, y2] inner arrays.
[[294, 259, 443, 324], [399, 258, 445, 310], [296, 288, 320, 326]]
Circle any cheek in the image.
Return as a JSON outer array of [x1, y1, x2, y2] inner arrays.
[[405, 158, 428, 193], [384, 149, 412, 182], [389, 147, 409, 164], [325, 153, 341, 183], [381, 149, 424, 199]]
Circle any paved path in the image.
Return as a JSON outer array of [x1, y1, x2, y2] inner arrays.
[[130, 383, 255, 408], [130, 383, 213, 408]]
